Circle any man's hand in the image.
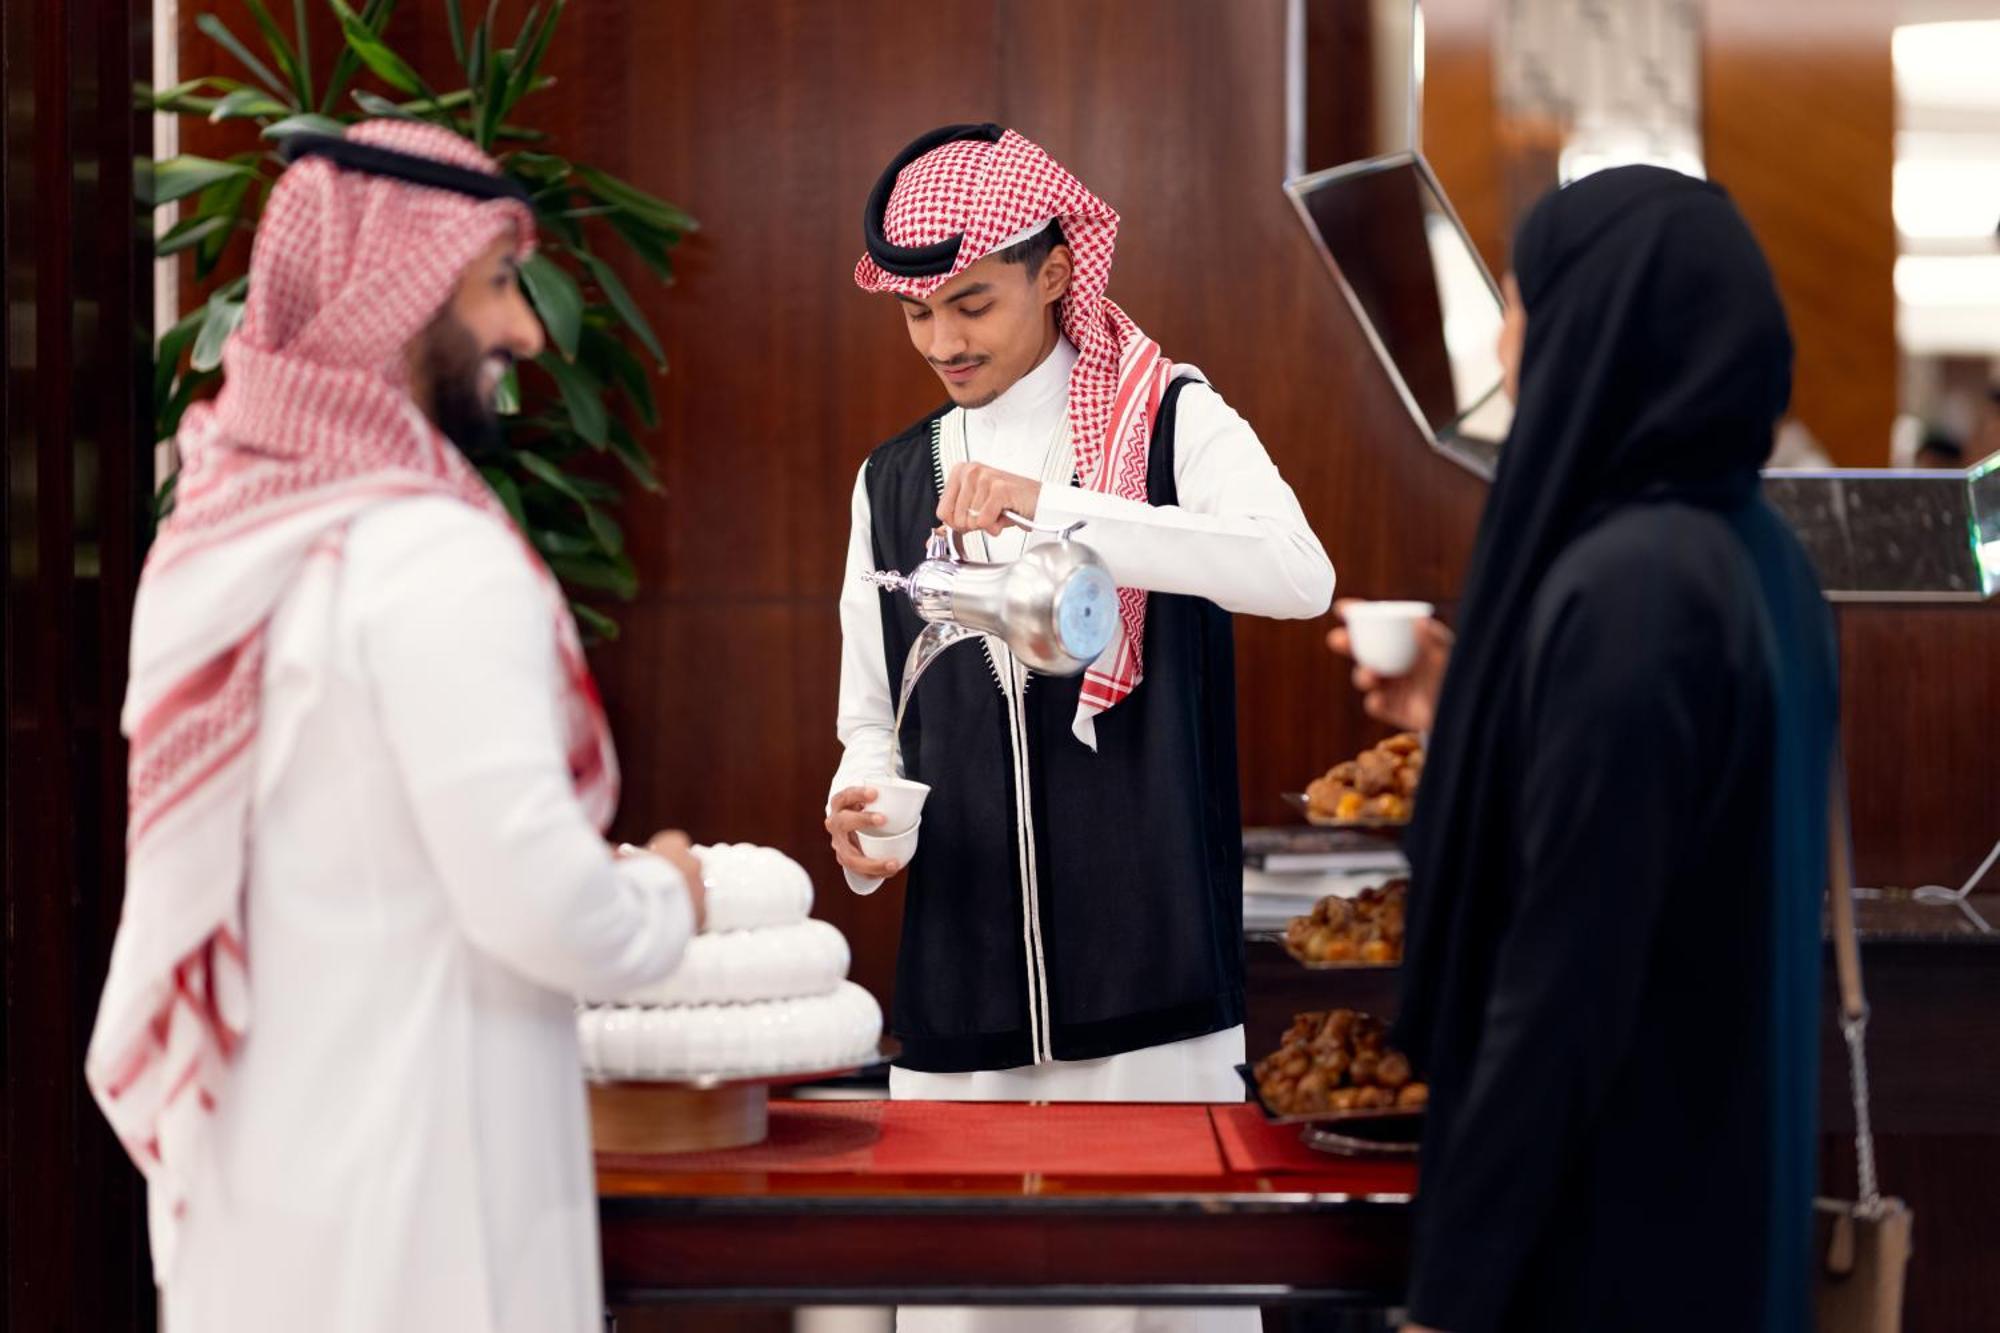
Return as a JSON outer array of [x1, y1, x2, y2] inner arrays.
[[1326, 600, 1453, 735], [938, 462, 1041, 537], [825, 786, 906, 880], [629, 830, 708, 931]]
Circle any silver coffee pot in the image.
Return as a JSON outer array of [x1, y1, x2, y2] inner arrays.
[[861, 512, 1117, 675], [863, 513, 1117, 778]]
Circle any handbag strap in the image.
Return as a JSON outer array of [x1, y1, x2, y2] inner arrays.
[[1827, 751, 1884, 1214]]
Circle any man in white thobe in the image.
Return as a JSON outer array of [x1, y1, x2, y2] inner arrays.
[[87, 122, 699, 1333], [826, 125, 1335, 1333]]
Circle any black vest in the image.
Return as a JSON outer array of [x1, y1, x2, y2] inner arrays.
[[863, 377, 1244, 1073]]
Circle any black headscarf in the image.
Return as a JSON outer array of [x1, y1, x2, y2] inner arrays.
[[1396, 166, 1795, 1066]]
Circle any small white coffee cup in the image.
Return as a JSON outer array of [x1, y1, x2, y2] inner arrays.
[[863, 775, 931, 835], [857, 817, 921, 867], [1342, 601, 1436, 677]]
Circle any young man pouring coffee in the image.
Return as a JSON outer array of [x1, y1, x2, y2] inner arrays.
[[827, 123, 1331, 1188]]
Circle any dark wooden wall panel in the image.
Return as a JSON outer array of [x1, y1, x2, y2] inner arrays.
[[3, 0, 156, 1324], [1838, 606, 2000, 893]]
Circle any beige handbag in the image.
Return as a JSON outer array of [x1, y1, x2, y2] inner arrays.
[[1814, 768, 1913, 1333]]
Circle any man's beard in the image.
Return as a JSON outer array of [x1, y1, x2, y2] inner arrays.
[[418, 312, 507, 460]]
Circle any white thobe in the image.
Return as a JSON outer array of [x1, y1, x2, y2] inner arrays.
[[162, 496, 695, 1333]]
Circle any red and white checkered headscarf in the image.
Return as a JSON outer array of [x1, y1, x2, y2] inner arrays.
[[856, 126, 1173, 722], [87, 121, 618, 1275]]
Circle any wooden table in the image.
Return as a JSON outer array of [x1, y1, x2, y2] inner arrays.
[[597, 1100, 1416, 1308]]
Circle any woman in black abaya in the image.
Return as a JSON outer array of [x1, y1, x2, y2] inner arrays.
[[1331, 167, 1838, 1333]]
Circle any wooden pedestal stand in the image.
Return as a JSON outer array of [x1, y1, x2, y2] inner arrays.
[[588, 1066, 862, 1155]]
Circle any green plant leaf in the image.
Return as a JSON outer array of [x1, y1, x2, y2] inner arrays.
[[532, 527, 598, 557], [605, 210, 678, 281], [579, 251, 665, 368], [350, 90, 424, 122], [568, 600, 618, 641], [292, 0, 312, 101], [318, 0, 393, 114], [480, 465, 528, 530], [331, 0, 430, 98], [153, 467, 182, 526], [477, 45, 511, 148], [261, 112, 348, 141], [494, 363, 521, 415], [580, 500, 623, 556], [510, 151, 571, 184], [447, 0, 468, 67], [138, 154, 256, 208], [195, 13, 294, 104], [548, 550, 637, 598], [535, 207, 584, 250], [190, 293, 247, 371], [192, 169, 259, 278], [605, 415, 663, 492], [241, 0, 311, 108], [493, 4, 545, 119], [139, 75, 244, 116], [580, 322, 658, 426], [576, 165, 698, 234], [154, 307, 207, 408], [152, 274, 246, 407], [517, 253, 584, 361], [506, 1, 563, 113], [516, 447, 585, 499], [536, 353, 609, 446], [161, 365, 221, 441], [156, 214, 234, 258], [394, 87, 476, 117], [207, 87, 292, 122]]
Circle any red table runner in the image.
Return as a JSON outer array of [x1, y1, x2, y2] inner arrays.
[[599, 1100, 1421, 1188], [869, 1101, 1228, 1176], [599, 1100, 1228, 1177]]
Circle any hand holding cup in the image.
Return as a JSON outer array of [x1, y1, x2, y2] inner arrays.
[[1328, 600, 1453, 735]]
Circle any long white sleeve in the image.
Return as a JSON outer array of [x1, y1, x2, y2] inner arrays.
[[1035, 378, 1335, 619], [350, 497, 694, 996], [830, 466, 901, 895]]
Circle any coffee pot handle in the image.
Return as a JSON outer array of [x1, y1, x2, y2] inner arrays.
[[924, 525, 965, 562], [1000, 510, 1088, 541]]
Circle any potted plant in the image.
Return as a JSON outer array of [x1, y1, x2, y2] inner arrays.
[[143, 0, 693, 638]]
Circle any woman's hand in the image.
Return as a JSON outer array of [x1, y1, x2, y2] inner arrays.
[[1326, 599, 1453, 734]]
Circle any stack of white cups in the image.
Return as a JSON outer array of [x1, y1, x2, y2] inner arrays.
[[856, 775, 928, 866]]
